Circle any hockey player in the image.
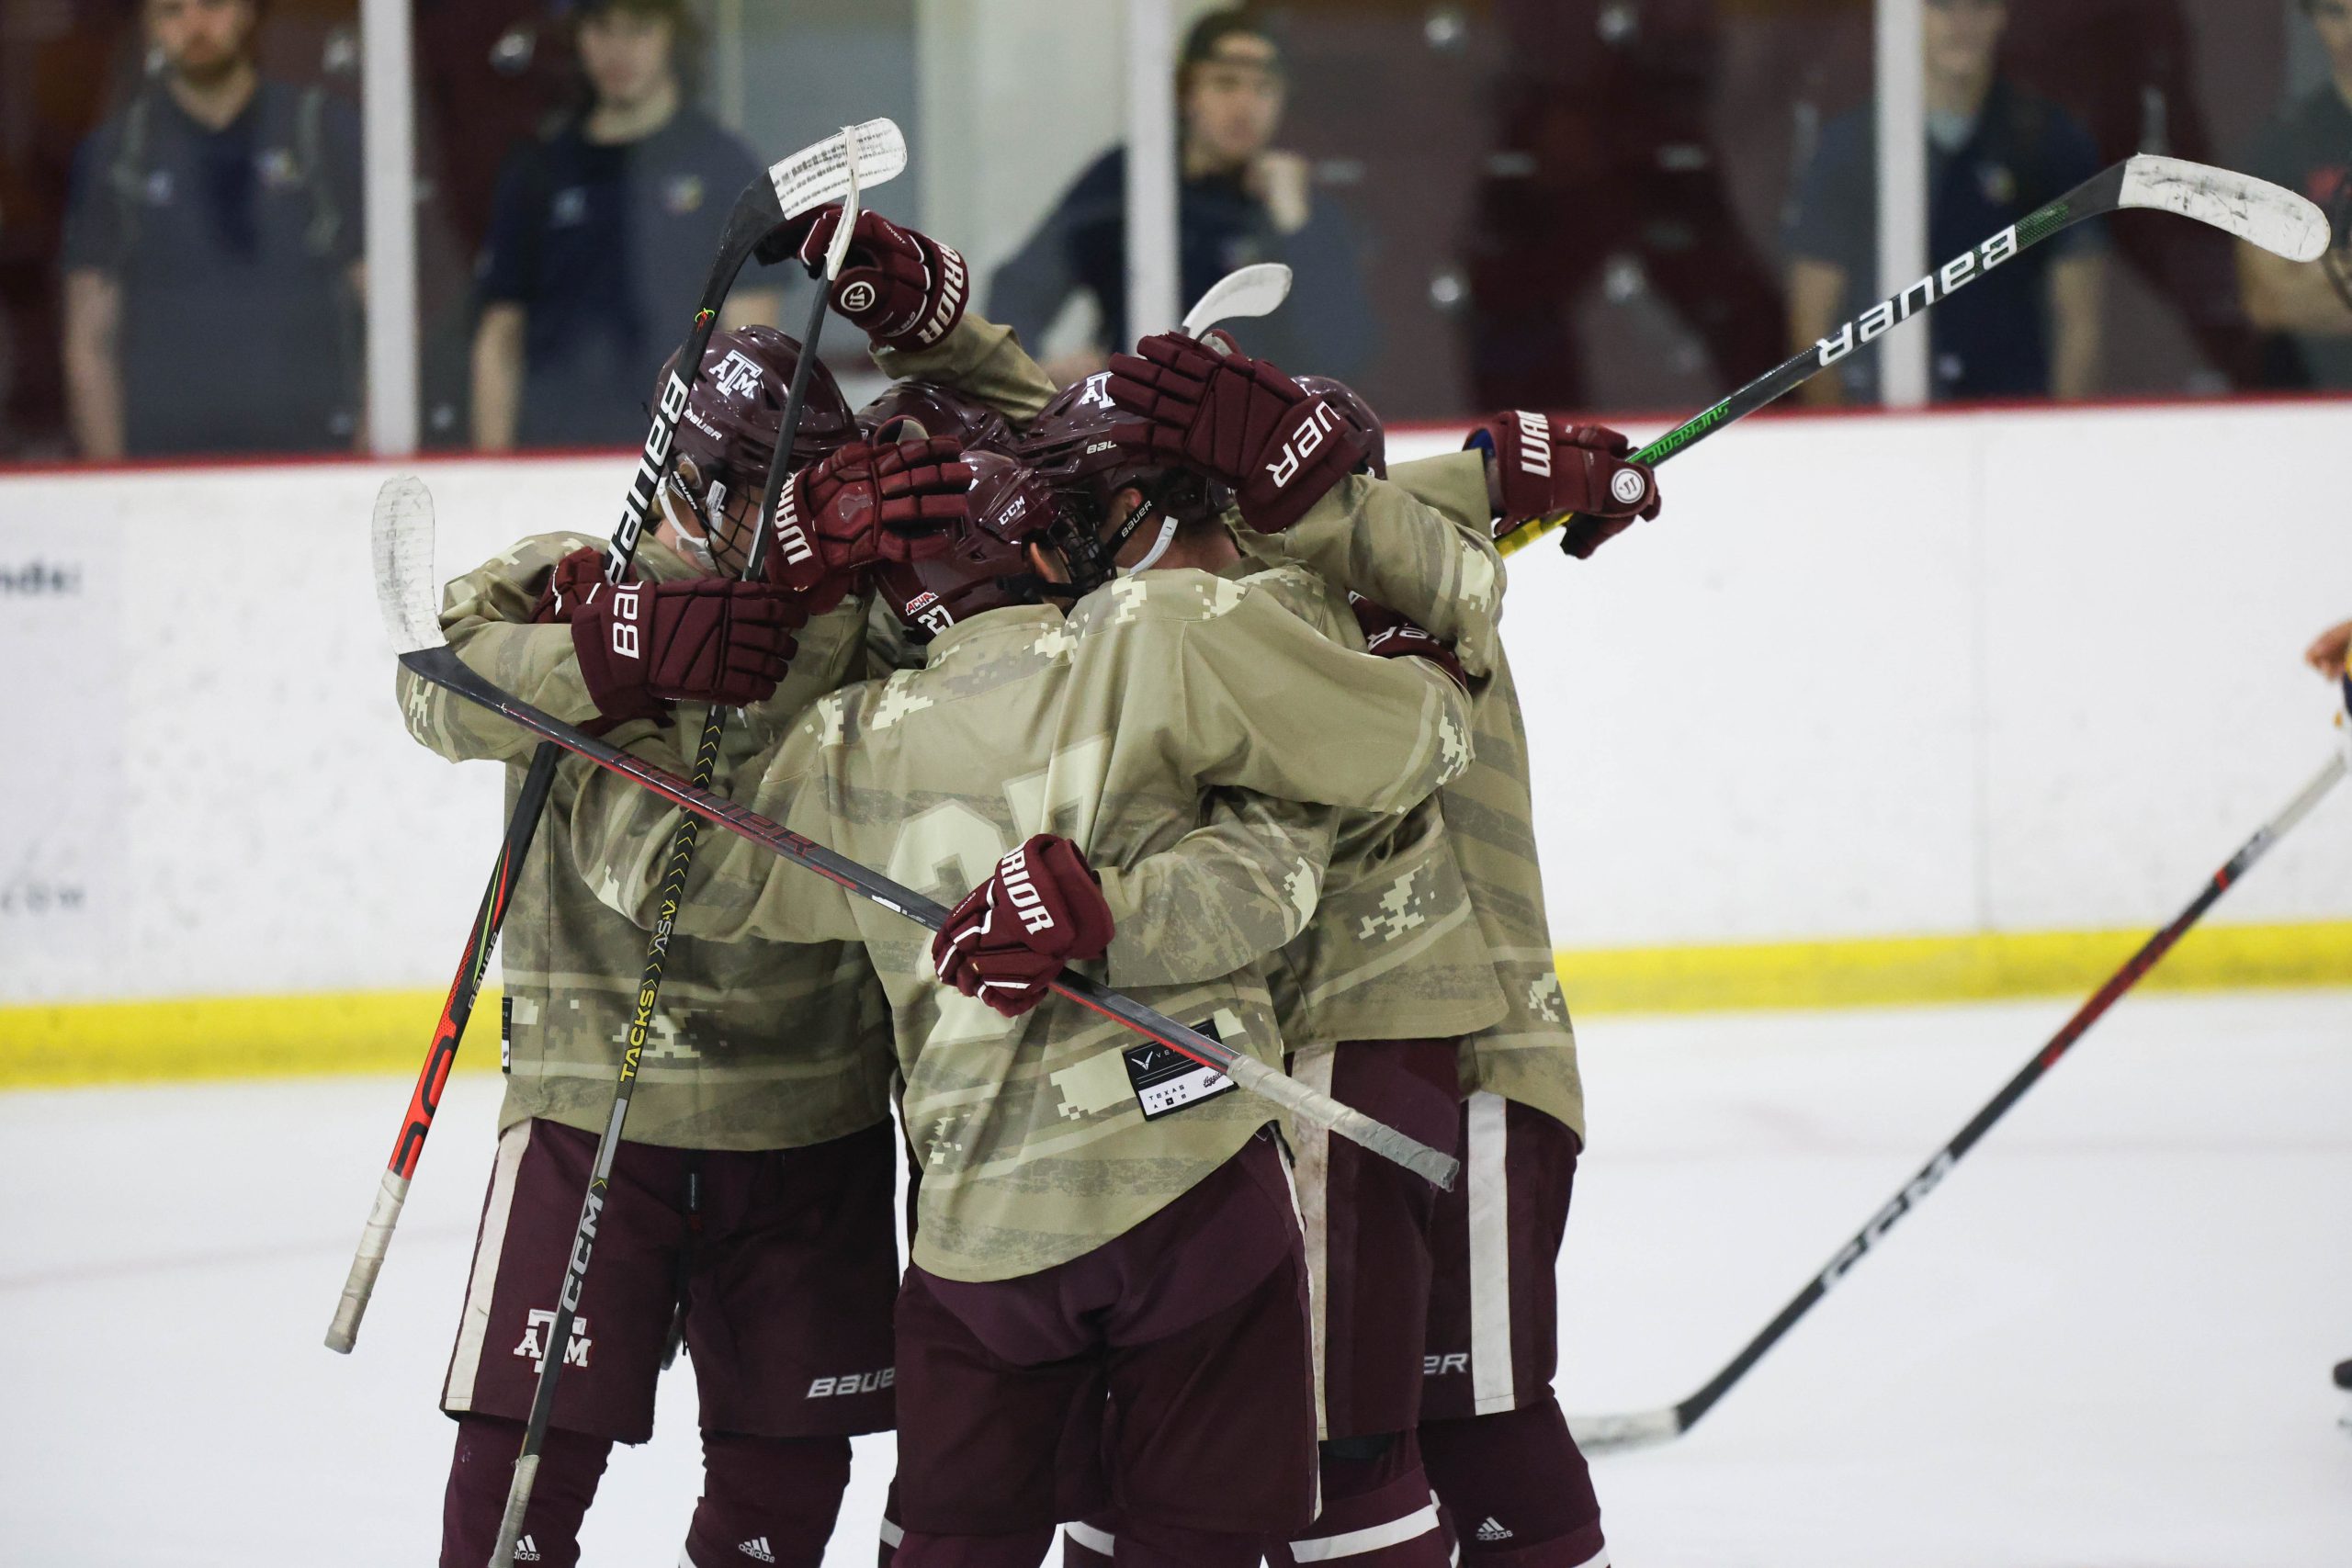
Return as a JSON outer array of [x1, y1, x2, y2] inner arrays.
[[1180, 377, 1664, 1566], [1398, 410, 1658, 1568], [561, 442, 1480, 1568], [402, 326, 976, 1568], [1027, 339, 1514, 1567]]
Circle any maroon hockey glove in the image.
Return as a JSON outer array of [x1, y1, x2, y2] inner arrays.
[[795, 206, 969, 353], [1348, 592, 1469, 692], [1469, 412, 1661, 558], [1106, 331, 1369, 533], [531, 546, 610, 624], [932, 834, 1115, 1020], [567, 573, 800, 724], [767, 437, 973, 615]]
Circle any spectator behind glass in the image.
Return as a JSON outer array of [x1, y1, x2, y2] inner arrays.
[[988, 7, 1374, 387], [2238, 0, 2352, 390], [1785, 0, 2105, 405], [60, 0, 364, 459], [471, 0, 776, 451]]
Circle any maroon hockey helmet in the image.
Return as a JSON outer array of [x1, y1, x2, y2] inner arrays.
[[653, 325, 854, 573], [855, 379, 1018, 455], [874, 451, 1062, 642], [1298, 375, 1385, 479], [660, 325, 854, 500], [1016, 371, 1228, 592]]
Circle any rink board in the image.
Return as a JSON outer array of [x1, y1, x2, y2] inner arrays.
[[3, 398, 2349, 1085]]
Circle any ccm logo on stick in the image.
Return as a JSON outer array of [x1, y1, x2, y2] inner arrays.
[[1815, 226, 2020, 367]]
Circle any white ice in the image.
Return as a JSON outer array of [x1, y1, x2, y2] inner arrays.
[[4, 988, 2347, 1566]]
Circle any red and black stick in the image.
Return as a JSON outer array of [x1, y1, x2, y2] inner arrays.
[[1569, 748, 2346, 1454]]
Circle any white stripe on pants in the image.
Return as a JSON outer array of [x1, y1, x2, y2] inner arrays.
[[443, 1119, 532, 1411], [1464, 1092, 1516, 1414]]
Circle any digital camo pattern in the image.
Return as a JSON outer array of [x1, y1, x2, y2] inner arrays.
[[1244, 465, 1506, 680], [1335, 451, 1586, 1139], [394, 532, 897, 1153], [1231, 516, 1507, 1049], [565, 568, 1476, 1281]]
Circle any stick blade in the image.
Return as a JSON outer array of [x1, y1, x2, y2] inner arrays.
[[372, 473, 445, 656], [1181, 262, 1293, 337], [2118, 155, 2329, 261], [1566, 1406, 1685, 1455], [769, 118, 907, 220]]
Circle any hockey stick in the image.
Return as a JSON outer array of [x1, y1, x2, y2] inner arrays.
[[1567, 747, 2347, 1455], [1182, 261, 1292, 336], [481, 139, 954, 1564], [1497, 154, 2331, 558], [370, 478, 1461, 1197], [322, 121, 907, 1357]]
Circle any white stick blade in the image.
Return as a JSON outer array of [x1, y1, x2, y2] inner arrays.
[[2118, 155, 2329, 262], [1566, 1407, 1684, 1454], [371, 473, 445, 656], [1181, 262, 1293, 336], [769, 118, 907, 219]]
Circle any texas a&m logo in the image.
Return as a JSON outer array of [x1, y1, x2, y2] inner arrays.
[[711, 349, 766, 401], [514, 1309, 594, 1369]]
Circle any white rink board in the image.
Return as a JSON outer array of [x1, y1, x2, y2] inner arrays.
[[3, 400, 2349, 1003]]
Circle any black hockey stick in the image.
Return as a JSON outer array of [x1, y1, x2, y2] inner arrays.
[[479, 135, 905, 1566], [1497, 154, 2330, 558], [1568, 747, 2346, 1454], [323, 121, 909, 1357], [370, 479, 1462, 1193]]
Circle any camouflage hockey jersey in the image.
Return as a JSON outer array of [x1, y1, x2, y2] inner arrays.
[[872, 311, 1061, 431], [384, 311, 1059, 1149], [394, 531, 896, 1152], [564, 567, 1476, 1282], [1228, 475, 1512, 1048], [1324, 452, 1587, 1141]]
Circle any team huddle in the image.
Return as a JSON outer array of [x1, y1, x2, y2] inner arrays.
[[400, 202, 1666, 1568]]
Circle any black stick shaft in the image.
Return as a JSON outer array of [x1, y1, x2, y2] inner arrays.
[[326, 182, 783, 1358], [1497, 161, 2132, 557], [1663, 754, 2344, 1438], [490, 277, 840, 1567]]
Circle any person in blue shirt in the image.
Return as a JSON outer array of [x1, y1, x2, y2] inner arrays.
[[470, 0, 777, 450], [60, 0, 365, 458], [1784, 0, 2106, 405], [987, 8, 1374, 387]]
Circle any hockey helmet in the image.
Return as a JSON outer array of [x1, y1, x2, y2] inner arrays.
[[855, 379, 1019, 456], [653, 326, 854, 572], [874, 451, 1062, 642], [1016, 371, 1228, 592]]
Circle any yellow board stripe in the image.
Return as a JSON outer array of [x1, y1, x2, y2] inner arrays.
[[0, 988, 504, 1090], [3, 919, 2347, 1090], [1555, 919, 2352, 1017]]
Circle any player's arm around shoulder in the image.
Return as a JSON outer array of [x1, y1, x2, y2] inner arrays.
[[559, 691, 858, 949], [1249, 468, 1505, 676], [395, 532, 605, 765], [869, 309, 1059, 427], [1095, 791, 1339, 990], [1114, 569, 1476, 818]]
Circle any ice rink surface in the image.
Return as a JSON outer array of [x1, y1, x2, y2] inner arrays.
[[4, 988, 2347, 1566]]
